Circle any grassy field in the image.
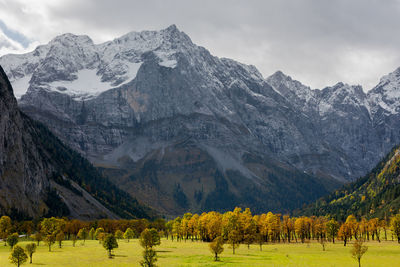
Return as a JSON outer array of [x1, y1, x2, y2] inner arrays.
[[0, 238, 399, 266]]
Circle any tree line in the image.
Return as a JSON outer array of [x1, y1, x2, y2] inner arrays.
[[2, 209, 400, 249], [2, 208, 400, 266], [164, 208, 400, 252]]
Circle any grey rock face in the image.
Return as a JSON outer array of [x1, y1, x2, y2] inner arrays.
[[0, 65, 50, 217], [266, 72, 394, 181], [0, 65, 121, 219], [3, 25, 400, 214]]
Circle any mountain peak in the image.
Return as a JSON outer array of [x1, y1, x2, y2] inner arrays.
[[49, 33, 94, 46], [266, 70, 314, 103], [268, 70, 291, 82], [164, 24, 179, 32], [367, 66, 400, 115]]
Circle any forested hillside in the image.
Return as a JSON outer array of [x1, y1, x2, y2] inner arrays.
[[301, 145, 400, 220]]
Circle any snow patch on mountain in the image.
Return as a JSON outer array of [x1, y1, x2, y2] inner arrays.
[[155, 51, 177, 68], [10, 74, 32, 99], [48, 69, 115, 100], [368, 67, 400, 115]]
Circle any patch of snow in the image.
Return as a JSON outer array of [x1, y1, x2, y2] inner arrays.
[[10, 74, 32, 99], [154, 51, 177, 68], [46, 63, 142, 100], [159, 59, 177, 68], [49, 69, 113, 99], [125, 62, 142, 79]]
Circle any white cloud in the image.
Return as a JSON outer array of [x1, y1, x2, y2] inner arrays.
[[1, 0, 400, 91]]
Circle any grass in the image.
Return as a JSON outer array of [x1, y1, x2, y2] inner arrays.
[[0, 238, 399, 266]]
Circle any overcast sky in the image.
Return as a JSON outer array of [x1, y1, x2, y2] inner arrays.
[[0, 0, 399, 91]]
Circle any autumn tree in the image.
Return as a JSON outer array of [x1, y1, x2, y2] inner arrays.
[[368, 218, 379, 242], [124, 228, 135, 242], [282, 215, 295, 243], [209, 236, 224, 261], [77, 228, 88, 244], [345, 215, 359, 240], [89, 228, 95, 240], [140, 248, 157, 267], [295, 217, 308, 243], [338, 222, 352, 246], [64, 220, 82, 238], [30, 233, 42, 246], [390, 214, 400, 243], [326, 219, 339, 243], [359, 218, 369, 241], [71, 234, 78, 247], [265, 212, 281, 242], [103, 234, 118, 258], [223, 209, 242, 254], [351, 239, 368, 267], [180, 213, 192, 241], [9, 245, 27, 267], [140, 229, 161, 250], [19, 221, 33, 237], [165, 221, 173, 240], [255, 233, 264, 251], [206, 212, 222, 242], [25, 243, 36, 264], [172, 217, 182, 241], [380, 219, 387, 241], [140, 229, 160, 267], [242, 209, 257, 249], [115, 230, 123, 240], [0, 216, 12, 245], [7, 233, 19, 249], [318, 237, 326, 251], [56, 232, 65, 248], [95, 228, 105, 243], [314, 217, 327, 241], [188, 214, 199, 241], [41, 218, 63, 252]]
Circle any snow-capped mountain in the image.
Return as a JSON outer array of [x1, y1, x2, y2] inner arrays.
[[368, 67, 400, 115], [1, 24, 399, 216]]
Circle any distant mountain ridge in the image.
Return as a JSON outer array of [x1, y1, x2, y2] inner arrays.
[[1, 25, 400, 216]]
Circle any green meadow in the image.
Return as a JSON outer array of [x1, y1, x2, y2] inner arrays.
[[1, 238, 399, 267]]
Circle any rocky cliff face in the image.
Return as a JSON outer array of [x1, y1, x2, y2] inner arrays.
[[266, 70, 400, 181], [0, 66, 152, 219], [2, 25, 399, 216]]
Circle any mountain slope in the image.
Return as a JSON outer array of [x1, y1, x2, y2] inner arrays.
[[0, 65, 153, 220], [301, 144, 400, 220], [3, 25, 400, 216]]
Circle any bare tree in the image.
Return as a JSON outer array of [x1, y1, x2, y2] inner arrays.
[[351, 240, 368, 267]]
